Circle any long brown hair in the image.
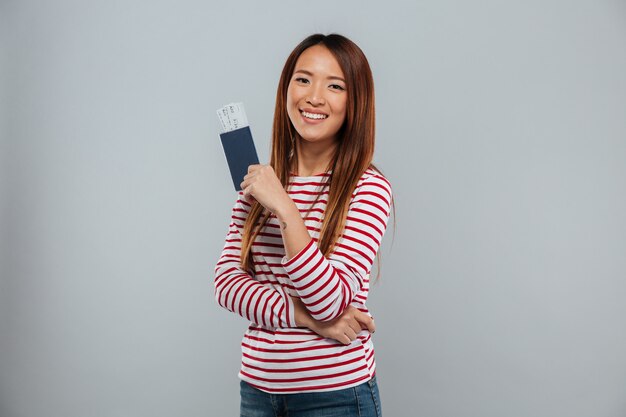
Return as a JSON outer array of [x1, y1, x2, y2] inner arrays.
[[240, 33, 395, 277]]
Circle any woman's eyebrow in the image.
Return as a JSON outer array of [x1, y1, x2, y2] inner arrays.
[[294, 69, 345, 83]]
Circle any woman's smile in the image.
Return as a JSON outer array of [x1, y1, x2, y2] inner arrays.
[[300, 108, 329, 122]]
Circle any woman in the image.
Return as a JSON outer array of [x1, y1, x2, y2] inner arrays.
[[214, 33, 393, 417]]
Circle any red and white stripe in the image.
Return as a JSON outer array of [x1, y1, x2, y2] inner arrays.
[[214, 169, 392, 393]]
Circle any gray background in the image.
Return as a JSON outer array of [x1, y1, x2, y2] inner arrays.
[[1, 0, 625, 416]]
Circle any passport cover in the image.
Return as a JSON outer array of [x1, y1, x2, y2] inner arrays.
[[219, 126, 259, 191]]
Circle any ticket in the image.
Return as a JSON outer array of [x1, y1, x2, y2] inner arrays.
[[217, 102, 249, 133]]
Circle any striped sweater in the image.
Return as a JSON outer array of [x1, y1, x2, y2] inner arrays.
[[214, 168, 393, 393]]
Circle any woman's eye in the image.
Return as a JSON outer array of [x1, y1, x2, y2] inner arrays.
[[295, 77, 309, 84], [330, 84, 345, 91]]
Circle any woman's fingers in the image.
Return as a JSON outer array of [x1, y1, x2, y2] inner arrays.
[[342, 327, 357, 345], [339, 334, 352, 345], [240, 165, 261, 190], [347, 318, 362, 335], [240, 185, 256, 203], [353, 309, 376, 333]]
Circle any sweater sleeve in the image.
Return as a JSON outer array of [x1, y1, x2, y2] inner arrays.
[[281, 174, 393, 322], [214, 193, 296, 328]]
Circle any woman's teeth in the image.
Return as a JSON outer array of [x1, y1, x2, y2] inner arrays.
[[301, 111, 327, 120]]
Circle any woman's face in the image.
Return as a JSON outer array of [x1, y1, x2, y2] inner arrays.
[[286, 44, 347, 146]]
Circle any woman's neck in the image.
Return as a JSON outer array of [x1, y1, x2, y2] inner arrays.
[[292, 137, 337, 176]]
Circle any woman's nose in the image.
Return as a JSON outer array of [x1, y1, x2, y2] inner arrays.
[[306, 96, 325, 105], [306, 83, 326, 105]]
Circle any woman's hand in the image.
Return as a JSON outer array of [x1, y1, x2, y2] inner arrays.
[[292, 297, 376, 345], [240, 164, 292, 215], [310, 306, 376, 345]]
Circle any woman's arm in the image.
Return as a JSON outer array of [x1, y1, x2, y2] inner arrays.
[[277, 174, 393, 322], [214, 193, 296, 329]]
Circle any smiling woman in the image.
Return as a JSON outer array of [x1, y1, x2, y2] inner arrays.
[[286, 44, 348, 148], [214, 33, 394, 417]]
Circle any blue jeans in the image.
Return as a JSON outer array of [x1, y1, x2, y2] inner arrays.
[[239, 376, 383, 417]]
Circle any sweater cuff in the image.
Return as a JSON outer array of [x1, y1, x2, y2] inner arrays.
[[281, 238, 316, 268], [281, 238, 325, 280]]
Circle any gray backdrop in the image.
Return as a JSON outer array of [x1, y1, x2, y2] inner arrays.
[[1, 1, 626, 416]]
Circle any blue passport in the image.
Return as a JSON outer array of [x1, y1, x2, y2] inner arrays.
[[219, 126, 259, 191]]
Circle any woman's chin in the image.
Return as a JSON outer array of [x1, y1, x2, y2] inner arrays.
[[295, 132, 336, 145]]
